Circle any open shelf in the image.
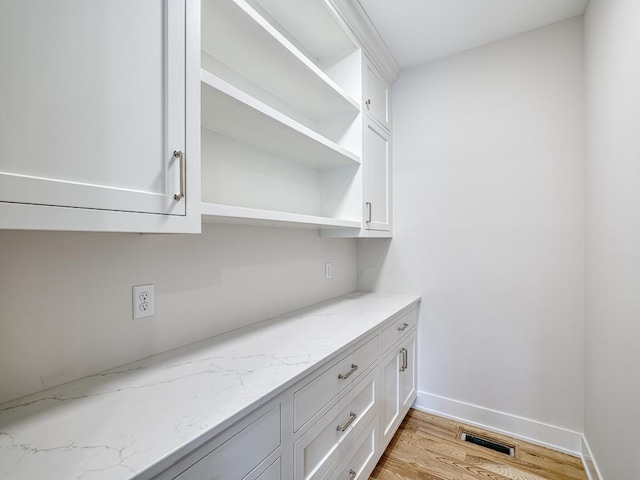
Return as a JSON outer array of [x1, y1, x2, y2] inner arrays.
[[201, 0, 360, 122], [201, 70, 361, 169], [249, 0, 356, 65], [201, 203, 362, 230]]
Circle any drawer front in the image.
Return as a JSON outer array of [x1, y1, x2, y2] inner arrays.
[[174, 405, 281, 480], [322, 418, 376, 480], [295, 370, 377, 480], [294, 337, 377, 431], [379, 308, 417, 354], [254, 458, 281, 480]]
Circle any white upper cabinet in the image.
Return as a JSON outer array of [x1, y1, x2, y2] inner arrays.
[[364, 58, 391, 131], [364, 119, 391, 232], [0, 0, 200, 232], [321, 51, 394, 238]]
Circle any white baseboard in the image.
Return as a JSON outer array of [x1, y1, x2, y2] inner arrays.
[[413, 391, 582, 456], [581, 435, 604, 480]]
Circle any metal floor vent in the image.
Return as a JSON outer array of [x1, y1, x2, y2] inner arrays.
[[460, 432, 515, 457]]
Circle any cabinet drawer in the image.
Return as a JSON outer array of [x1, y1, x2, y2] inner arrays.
[[255, 458, 281, 480], [295, 370, 377, 480], [294, 337, 377, 431], [379, 308, 417, 354], [322, 418, 376, 480], [174, 405, 281, 480]]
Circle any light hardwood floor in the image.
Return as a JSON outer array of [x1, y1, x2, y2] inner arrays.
[[370, 409, 588, 480]]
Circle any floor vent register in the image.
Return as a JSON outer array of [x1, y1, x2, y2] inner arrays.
[[460, 431, 515, 457]]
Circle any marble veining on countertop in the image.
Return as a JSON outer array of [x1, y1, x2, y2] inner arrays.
[[0, 292, 420, 480]]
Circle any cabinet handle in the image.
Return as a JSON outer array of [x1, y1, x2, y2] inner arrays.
[[173, 150, 186, 201], [365, 98, 371, 109], [398, 323, 409, 332], [348, 469, 357, 480], [400, 348, 408, 372], [337, 412, 358, 432], [338, 363, 358, 380], [366, 202, 372, 224]]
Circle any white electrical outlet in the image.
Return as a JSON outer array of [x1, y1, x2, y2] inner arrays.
[[325, 262, 332, 279], [133, 284, 155, 319]]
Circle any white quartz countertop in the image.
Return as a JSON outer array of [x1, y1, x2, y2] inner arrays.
[[0, 292, 420, 480]]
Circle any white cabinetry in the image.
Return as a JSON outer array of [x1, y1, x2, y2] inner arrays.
[[0, 0, 200, 233], [157, 402, 282, 480], [321, 58, 393, 238], [294, 369, 377, 480], [199, 0, 363, 231], [379, 309, 418, 450], [157, 401, 282, 480], [322, 417, 377, 480], [364, 58, 391, 131], [363, 119, 391, 232], [362, 58, 392, 235], [153, 304, 419, 480], [400, 335, 417, 413], [1, 0, 394, 236], [200, 0, 398, 236]]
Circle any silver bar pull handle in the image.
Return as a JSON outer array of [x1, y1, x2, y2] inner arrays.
[[400, 348, 408, 372], [366, 202, 372, 224], [173, 150, 186, 201], [338, 363, 358, 380], [398, 322, 410, 332], [348, 469, 357, 480], [337, 412, 357, 432]]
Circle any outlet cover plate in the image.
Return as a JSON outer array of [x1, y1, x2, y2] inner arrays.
[[133, 284, 155, 319], [325, 262, 332, 279]]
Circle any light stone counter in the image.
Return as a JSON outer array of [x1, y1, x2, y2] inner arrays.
[[0, 292, 420, 480]]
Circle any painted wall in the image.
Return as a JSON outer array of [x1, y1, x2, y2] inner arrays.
[[584, 0, 640, 477], [359, 18, 585, 439], [0, 225, 357, 404]]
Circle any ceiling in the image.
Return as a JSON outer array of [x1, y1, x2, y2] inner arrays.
[[358, 0, 589, 70]]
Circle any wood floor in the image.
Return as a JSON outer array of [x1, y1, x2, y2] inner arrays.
[[370, 410, 588, 480]]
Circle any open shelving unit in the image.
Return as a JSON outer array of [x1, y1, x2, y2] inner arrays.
[[201, 204, 361, 230], [201, 70, 360, 169], [200, 0, 364, 230], [201, 0, 360, 121]]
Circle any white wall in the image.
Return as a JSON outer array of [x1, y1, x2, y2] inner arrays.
[[0, 225, 357, 404], [359, 18, 585, 441], [584, 0, 640, 477]]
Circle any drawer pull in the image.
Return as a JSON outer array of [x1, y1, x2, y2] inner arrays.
[[337, 412, 357, 432], [338, 363, 359, 380], [348, 469, 357, 480], [397, 322, 410, 331], [400, 348, 408, 372]]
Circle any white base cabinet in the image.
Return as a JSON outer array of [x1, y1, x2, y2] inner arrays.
[[157, 401, 284, 480], [153, 304, 419, 480], [379, 307, 417, 450], [380, 332, 417, 450]]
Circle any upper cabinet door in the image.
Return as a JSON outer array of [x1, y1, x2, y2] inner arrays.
[[0, 0, 200, 232], [364, 119, 391, 232], [364, 58, 390, 131]]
